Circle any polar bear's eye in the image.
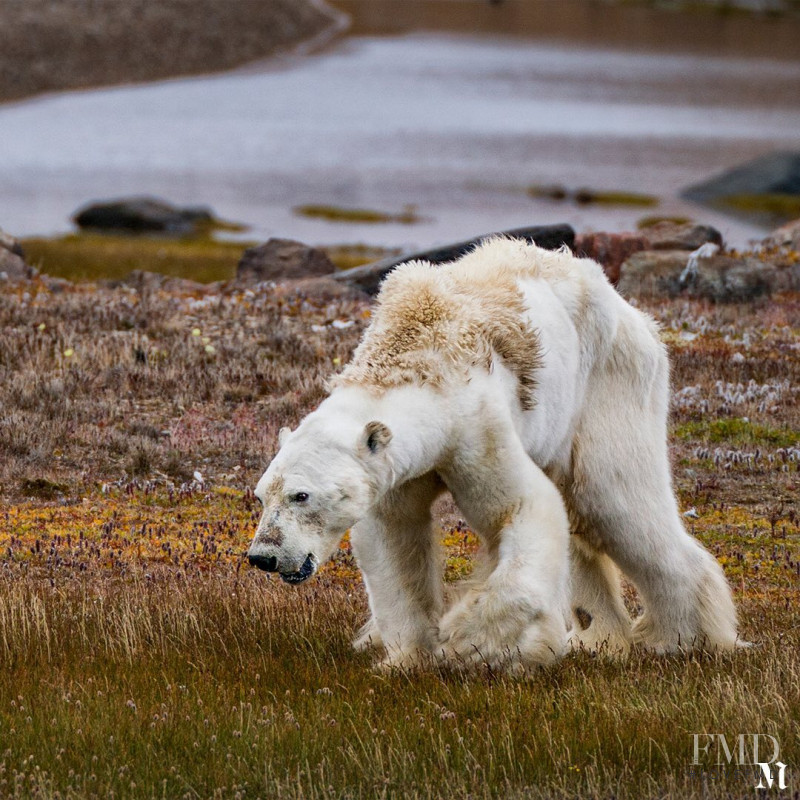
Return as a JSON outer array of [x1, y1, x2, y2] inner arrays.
[[290, 492, 309, 504]]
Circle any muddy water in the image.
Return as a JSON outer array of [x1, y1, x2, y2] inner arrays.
[[1, 5, 799, 250]]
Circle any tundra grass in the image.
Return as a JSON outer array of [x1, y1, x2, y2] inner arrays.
[[0, 278, 798, 799], [20, 235, 391, 285]]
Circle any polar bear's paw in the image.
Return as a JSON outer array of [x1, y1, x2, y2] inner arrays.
[[376, 646, 435, 673], [436, 589, 565, 670]]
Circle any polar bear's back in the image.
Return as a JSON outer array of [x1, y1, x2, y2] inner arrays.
[[334, 237, 635, 413]]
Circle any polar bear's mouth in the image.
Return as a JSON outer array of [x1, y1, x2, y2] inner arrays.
[[280, 554, 318, 585]]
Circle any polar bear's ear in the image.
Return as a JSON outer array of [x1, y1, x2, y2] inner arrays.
[[364, 421, 392, 454], [278, 426, 292, 447]]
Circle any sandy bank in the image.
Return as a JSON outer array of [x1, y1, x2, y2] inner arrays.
[[0, 0, 347, 104]]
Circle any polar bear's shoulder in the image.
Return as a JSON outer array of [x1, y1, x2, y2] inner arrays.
[[334, 238, 571, 409]]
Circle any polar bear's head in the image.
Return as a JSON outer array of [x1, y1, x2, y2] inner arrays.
[[247, 418, 392, 584]]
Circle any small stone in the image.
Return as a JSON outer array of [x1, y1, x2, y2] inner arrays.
[[236, 238, 335, 283], [644, 222, 723, 251]]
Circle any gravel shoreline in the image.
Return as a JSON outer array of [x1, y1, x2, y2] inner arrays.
[[0, 0, 347, 104]]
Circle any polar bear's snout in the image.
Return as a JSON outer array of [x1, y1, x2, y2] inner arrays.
[[248, 553, 278, 572]]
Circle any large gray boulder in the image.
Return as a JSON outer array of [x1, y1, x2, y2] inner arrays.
[[617, 248, 798, 302], [644, 222, 723, 251], [683, 151, 800, 225], [237, 238, 336, 283], [331, 224, 575, 295]]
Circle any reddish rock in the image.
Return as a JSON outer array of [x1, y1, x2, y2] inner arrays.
[[574, 232, 648, 284]]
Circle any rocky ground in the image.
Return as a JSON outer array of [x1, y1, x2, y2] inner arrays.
[[0, 0, 345, 104]]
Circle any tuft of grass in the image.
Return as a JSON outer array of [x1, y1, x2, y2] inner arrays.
[[673, 419, 800, 448], [19, 476, 68, 499], [294, 204, 423, 224]]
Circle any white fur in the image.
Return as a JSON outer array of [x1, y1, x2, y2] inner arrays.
[[248, 239, 740, 670]]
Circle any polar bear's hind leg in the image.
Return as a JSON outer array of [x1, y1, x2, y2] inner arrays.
[[569, 310, 739, 652]]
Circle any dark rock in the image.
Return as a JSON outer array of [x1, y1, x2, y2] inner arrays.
[[237, 238, 336, 283], [644, 222, 723, 251], [617, 249, 798, 302], [574, 232, 648, 284], [682, 151, 800, 225], [0, 228, 35, 281], [331, 224, 575, 295], [73, 197, 216, 234]]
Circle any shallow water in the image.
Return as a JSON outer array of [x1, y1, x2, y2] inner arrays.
[[1, 32, 799, 249]]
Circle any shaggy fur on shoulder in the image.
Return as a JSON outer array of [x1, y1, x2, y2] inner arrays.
[[334, 253, 543, 410]]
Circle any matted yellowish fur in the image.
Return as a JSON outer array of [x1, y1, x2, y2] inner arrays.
[[334, 245, 543, 410]]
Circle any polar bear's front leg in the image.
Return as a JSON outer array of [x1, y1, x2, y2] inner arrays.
[[350, 472, 444, 669], [437, 456, 571, 670]]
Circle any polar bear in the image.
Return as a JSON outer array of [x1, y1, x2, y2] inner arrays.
[[247, 238, 740, 669]]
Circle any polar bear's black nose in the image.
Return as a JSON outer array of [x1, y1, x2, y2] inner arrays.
[[249, 554, 278, 572]]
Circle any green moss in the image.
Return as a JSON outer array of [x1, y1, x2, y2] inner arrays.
[[717, 193, 800, 225], [527, 184, 569, 200], [575, 188, 659, 207], [294, 204, 422, 224], [20, 477, 68, 499], [325, 243, 399, 271], [673, 418, 800, 448], [22, 233, 253, 284], [527, 184, 659, 207], [637, 215, 693, 229]]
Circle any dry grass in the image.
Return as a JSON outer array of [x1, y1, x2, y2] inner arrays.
[[0, 275, 798, 799]]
